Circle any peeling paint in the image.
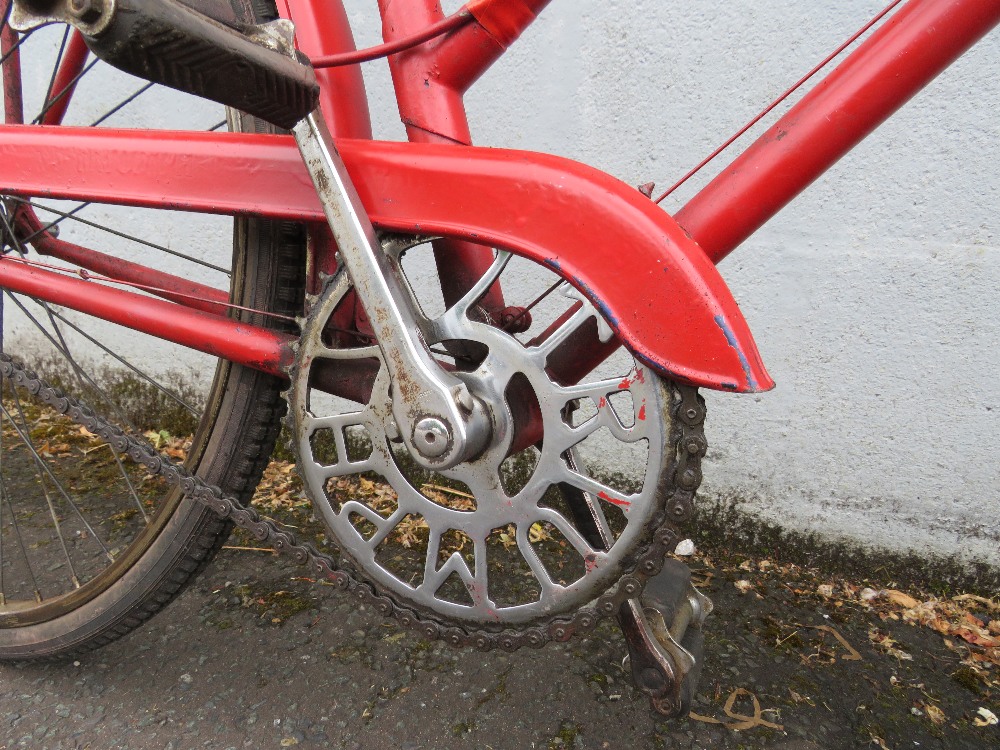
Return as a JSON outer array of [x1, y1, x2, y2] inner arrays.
[[714, 315, 757, 391]]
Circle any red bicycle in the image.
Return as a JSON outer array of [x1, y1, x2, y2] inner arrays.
[[0, 0, 996, 716]]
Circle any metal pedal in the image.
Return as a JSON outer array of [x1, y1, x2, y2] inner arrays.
[[618, 559, 712, 717], [10, 0, 319, 129]]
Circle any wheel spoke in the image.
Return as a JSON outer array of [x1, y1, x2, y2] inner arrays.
[[40, 24, 70, 110], [2, 386, 113, 559], [33, 305, 198, 417], [19, 202, 89, 245], [0, 474, 43, 604], [34, 58, 98, 125], [1, 394, 87, 588], [6, 293, 139, 431], [90, 82, 155, 127], [14, 199, 231, 275], [0, 28, 33, 68]]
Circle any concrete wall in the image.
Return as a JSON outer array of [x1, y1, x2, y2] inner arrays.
[[396, 0, 997, 564], [11, 2, 999, 564]]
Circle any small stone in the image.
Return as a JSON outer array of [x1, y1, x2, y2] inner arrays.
[[179, 673, 193, 684], [674, 539, 696, 556]]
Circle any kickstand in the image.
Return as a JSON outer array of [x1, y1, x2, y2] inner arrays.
[[618, 559, 713, 717]]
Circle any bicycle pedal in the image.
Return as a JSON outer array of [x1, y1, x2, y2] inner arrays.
[[618, 559, 713, 717], [10, 0, 318, 129]]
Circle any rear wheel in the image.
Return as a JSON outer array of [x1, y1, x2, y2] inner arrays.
[[0, 0, 303, 658]]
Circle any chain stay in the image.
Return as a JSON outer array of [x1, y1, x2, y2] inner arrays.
[[0, 353, 705, 651]]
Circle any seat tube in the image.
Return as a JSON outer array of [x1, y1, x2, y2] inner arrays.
[[377, 0, 552, 314]]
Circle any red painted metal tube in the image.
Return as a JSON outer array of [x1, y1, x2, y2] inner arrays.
[[13, 209, 229, 315], [1, 15, 24, 125], [378, 0, 552, 145], [0, 258, 294, 377], [41, 30, 90, 126], [277, 0, 372, 140], [378, 0, 505, 311], [676, 0, 1000, 264], [0, 127, 771, 392]]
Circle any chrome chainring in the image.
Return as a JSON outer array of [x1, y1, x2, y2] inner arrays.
[[288, 238, 692, 632]]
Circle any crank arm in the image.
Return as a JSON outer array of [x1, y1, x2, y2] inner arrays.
[[618, 559, 712, 717], [293, 111, 491, 470], [10, 0, 318, 129], [558, 461, 712, 717]]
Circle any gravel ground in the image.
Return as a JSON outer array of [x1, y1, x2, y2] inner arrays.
[[1, 540, 997, 750]]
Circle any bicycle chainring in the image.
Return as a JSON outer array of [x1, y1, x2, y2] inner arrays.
[[285, 243, 708, 650]]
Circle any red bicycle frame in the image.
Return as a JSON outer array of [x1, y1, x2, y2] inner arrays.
[[1, 0, 998, 393]]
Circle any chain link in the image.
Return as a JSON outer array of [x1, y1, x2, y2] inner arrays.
[[0, 352, 705, 651]]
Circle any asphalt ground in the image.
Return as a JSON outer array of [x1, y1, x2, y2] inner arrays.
[[1, 528, 997, 750]]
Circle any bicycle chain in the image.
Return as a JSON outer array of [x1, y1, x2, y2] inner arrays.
[[0, 352, 705, 652]]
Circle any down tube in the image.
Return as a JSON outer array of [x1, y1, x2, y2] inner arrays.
[[675, 0, 1000, 264]]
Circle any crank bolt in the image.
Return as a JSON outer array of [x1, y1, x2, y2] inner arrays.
[[413, 417, 452, 458], [69, 0, 104, 24]]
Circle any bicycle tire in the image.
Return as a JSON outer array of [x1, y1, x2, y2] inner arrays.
[[0, 0, 304, 659]]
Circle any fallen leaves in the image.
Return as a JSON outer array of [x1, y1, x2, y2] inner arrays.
[[868, 629, 913, 661], [883, 590, 921, 610], [922, 702, 946, 725], [974, 706, 998, 727], [689, 688, 784, 732]]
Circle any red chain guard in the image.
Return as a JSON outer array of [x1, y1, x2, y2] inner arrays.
[[0, 126, 772, 393]]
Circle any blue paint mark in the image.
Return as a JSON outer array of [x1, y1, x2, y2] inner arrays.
[[714, 315, 757, 391], [572, 275, 620, 328]]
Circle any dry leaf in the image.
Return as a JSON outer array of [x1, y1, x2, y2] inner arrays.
[[734, 580, 753, 594], [817, 584, 835, 599], [923, 703, 946, 725], [953, 594, 1000, 611], [868, 629, 912, 661], [974, 707, 998, 727], [884, 590, 920, 609]]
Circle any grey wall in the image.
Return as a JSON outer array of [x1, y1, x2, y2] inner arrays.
[[391, 0, 997, 563]]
